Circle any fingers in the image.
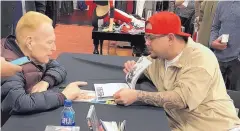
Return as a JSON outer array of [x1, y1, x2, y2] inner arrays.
[[218, 43, 227, 50], [115, 98, 124, 105], [216, 36, 222, 41], [123, 68, 128, 74], [113, 88, 123, 99], [115, 98, 129, 106], [70, 81, 88, 86], [124, 60, 136, 73]]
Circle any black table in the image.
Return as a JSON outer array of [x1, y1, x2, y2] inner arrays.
[[2, 53, 171, 131], [92, 29, 147, 56]]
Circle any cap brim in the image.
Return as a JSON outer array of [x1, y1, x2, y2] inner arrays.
[[177, 32, 191, 37]]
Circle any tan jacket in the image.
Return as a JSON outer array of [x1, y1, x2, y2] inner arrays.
[[197, 1, 218, 47], [144, 38, 240, 131]]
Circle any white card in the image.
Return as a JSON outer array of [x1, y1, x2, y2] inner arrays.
[[221, 34, 229, 43]]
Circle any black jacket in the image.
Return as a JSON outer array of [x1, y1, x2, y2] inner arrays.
[[1, 35, 67, 115]]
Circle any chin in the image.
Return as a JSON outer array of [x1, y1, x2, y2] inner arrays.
[[149, 52, 158, 59], [38, 59, 50, 64]]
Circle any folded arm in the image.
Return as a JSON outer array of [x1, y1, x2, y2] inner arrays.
[[42, 60, 67, 88], [1, 73, 65, 114]]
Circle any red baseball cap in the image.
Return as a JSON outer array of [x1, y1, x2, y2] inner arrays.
[[145, 11, 191, 37]]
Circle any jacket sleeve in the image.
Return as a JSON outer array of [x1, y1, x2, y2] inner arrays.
[[35, 1, 46, 14], [199, 1, 206, 23], [1, 73, 65, 114], [42, 60, 67, 88], [209, 2, 221, 47]]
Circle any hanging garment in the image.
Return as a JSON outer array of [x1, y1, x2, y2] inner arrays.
[[45, 1, 59, 28], [126, 1, 133, 14], [85, 0, 96, 17], [115, 1, 127, 12], [132, 0, 136, 14], [60, 1, 74, 15], [142, 1, 157, 19], [135, 0, 146, 17], [77, 1, 87, 11], [156, 1, 169, 12]]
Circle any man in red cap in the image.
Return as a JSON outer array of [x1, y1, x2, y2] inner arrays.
[[113, 12, 240, 130]]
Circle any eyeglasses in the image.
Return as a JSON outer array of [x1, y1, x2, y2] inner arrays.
[[144, 34, 166, 41]]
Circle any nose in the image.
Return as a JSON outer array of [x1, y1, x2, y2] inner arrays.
[[145, 39, 151, 46], [52, 43, 56, 51]]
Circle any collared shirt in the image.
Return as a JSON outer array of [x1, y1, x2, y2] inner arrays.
[[210, 1, 240, 62], [164, 51, 182, 72], [144, 37, 240, 131]]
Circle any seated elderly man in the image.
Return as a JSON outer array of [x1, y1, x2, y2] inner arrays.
[[1, 11, 87, 115]]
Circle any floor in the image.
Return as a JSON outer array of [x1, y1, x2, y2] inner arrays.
[[52, 10, 132, 59]]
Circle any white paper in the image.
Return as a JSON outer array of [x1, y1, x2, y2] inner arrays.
[[94, 83, 128, 101], [101, 120, 126, 131], [126, 56, 152, 89], [221, 34, 229, 43], [94, 56, 152, 101]]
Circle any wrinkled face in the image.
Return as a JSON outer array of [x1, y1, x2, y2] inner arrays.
[[145, 23, 174, 59], [25, 23, 56, 64]]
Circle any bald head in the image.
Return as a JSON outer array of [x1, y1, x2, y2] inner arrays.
[[16, 11, 56, 64]]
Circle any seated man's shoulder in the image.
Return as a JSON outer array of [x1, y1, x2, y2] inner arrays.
[[1, 72, 25, 96], [184, 41, 219, 76], [1, 72, 25, 84]]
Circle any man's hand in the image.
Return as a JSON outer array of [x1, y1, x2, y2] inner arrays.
[[1, 57, 22, 77], [31, 81, 49, 93], [113, 88, 138, 106], [62, 81, 88, 100], [123, 60, 136, 74], [194, 16, 200, 31], [211, 37, 227, 50], [102, 27, 113, 32]]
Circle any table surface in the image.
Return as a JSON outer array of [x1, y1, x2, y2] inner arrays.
[[92, 28, 145, 43], [2, 53, 171, 131], [92, 28, 144, 35]]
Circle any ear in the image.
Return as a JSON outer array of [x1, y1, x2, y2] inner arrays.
[[25, 36, 33, 51], [167, 33, 175, 45]]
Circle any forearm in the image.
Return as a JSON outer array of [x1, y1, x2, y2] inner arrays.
[[109, 18, 114, 29], [136, 90, 187, 109], [175, 0, 184, 6], [44, 60, 67, 86]]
